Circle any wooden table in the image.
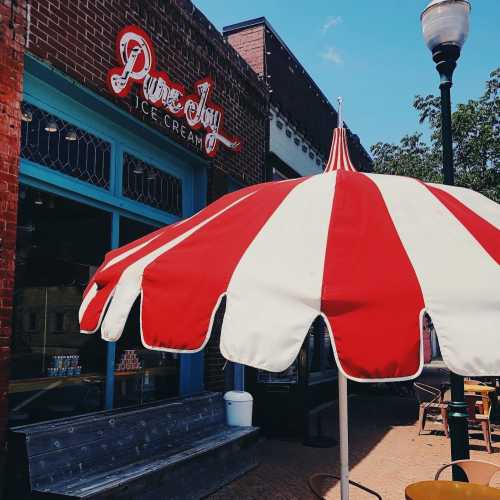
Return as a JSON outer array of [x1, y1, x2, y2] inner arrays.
[[405, 480, 500, 499], [115, 366, 177, 405], [9, 367, 176, 394], [464, 383, 496, 414], [464, 384, 496, 394], [9, 373, 104, 394]]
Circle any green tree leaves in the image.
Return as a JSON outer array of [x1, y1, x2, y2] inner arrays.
[[371, 68, 500, 202]]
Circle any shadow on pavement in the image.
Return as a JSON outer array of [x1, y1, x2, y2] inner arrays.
[[208, 392, 418, 499]]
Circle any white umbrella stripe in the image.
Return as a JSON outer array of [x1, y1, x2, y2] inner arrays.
[[428, 182, 500, 229], [220, 172, 337, 372], [102, 233, 164, 272]]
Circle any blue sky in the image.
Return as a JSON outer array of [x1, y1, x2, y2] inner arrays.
[[193, 0, 499, 151]]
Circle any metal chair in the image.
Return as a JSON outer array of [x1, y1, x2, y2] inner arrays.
[[413, 382, 449, 437], [435, 459, 500, 485]]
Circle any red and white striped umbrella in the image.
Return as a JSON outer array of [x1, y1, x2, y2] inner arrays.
[[79, 129, 499, 381], [79, 103, 499, 499]]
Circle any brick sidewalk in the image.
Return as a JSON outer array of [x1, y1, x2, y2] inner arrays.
[[208, 393, 500, 500]]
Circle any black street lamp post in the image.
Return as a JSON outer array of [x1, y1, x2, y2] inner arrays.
[[432, 43, 461, 185], [421, 0, 471, 482]]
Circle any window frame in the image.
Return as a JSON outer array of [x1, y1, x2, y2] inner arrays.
[[12, 55, 208, 414]]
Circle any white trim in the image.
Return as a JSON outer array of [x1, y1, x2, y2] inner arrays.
[[269, 105, 324, 177]]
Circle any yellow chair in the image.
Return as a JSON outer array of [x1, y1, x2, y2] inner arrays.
[[465, 394, 493, 453]]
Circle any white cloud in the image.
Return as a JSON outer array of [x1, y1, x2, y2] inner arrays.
[[322, 16, 343, 33], [321, 47, 343, 64]]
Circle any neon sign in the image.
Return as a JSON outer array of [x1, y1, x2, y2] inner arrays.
[[107, 25, 241, 157]]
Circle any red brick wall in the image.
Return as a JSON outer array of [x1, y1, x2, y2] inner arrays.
[[27, 0, 268, 187], [0, 0, 26, 451], [226, 26, 265, 77]]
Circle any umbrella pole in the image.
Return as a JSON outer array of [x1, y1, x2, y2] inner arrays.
[[338, 371, 349, 500]]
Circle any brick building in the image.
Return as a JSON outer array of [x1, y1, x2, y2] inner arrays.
[[0, 0, 268, 466], [224, 17, 373, 180]]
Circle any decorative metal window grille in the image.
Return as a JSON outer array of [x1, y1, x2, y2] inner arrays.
[[122, 153, 182, 216], [20, 102, 111, 189]]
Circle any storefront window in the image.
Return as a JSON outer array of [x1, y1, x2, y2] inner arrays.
[[257, 361, 299, 384], [113, 216, 179, 408], [256, 318, 336, 386], [308, 321, 322, 373], [9, 187, 110, 426], [20, 102, 111, 189], [122, 153, 182, 216]]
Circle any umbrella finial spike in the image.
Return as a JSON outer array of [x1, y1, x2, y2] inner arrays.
[[337, 96, 344, 129]]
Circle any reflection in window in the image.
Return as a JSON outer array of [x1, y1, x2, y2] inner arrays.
[[257, 360, 298, 384], [20, 102, 111, 189], [54, 312, 65, 333], [122, 153, 182, 216], [9, 187, 110, 426], [28, 312, 37, 331], [308, 323, 321, 373], [308, 317, 337, 375], [256, 317, 336, 385], [114, 217, 179, 408]]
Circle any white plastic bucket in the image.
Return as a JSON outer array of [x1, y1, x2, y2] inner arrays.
[[224, 391, 253, 427]]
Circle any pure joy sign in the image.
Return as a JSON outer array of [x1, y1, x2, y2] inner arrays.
[[107, 25, 241, 157]]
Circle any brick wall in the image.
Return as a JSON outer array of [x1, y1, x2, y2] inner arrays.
[[27, 0, 268, 187], [226, 26, 265, 77], [0, 0, 26, 453], [226, 20, 373, 172]]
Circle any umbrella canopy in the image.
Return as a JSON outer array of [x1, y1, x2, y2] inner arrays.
[[79, 103, 499, 499], [79, 124, 500, 382]]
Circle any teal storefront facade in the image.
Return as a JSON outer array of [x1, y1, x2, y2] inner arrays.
[[12, 54, 207, 417], [0, 0, 267, 470]]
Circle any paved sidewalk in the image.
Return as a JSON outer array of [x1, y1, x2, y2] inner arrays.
[[208, 392, 500, 500]]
